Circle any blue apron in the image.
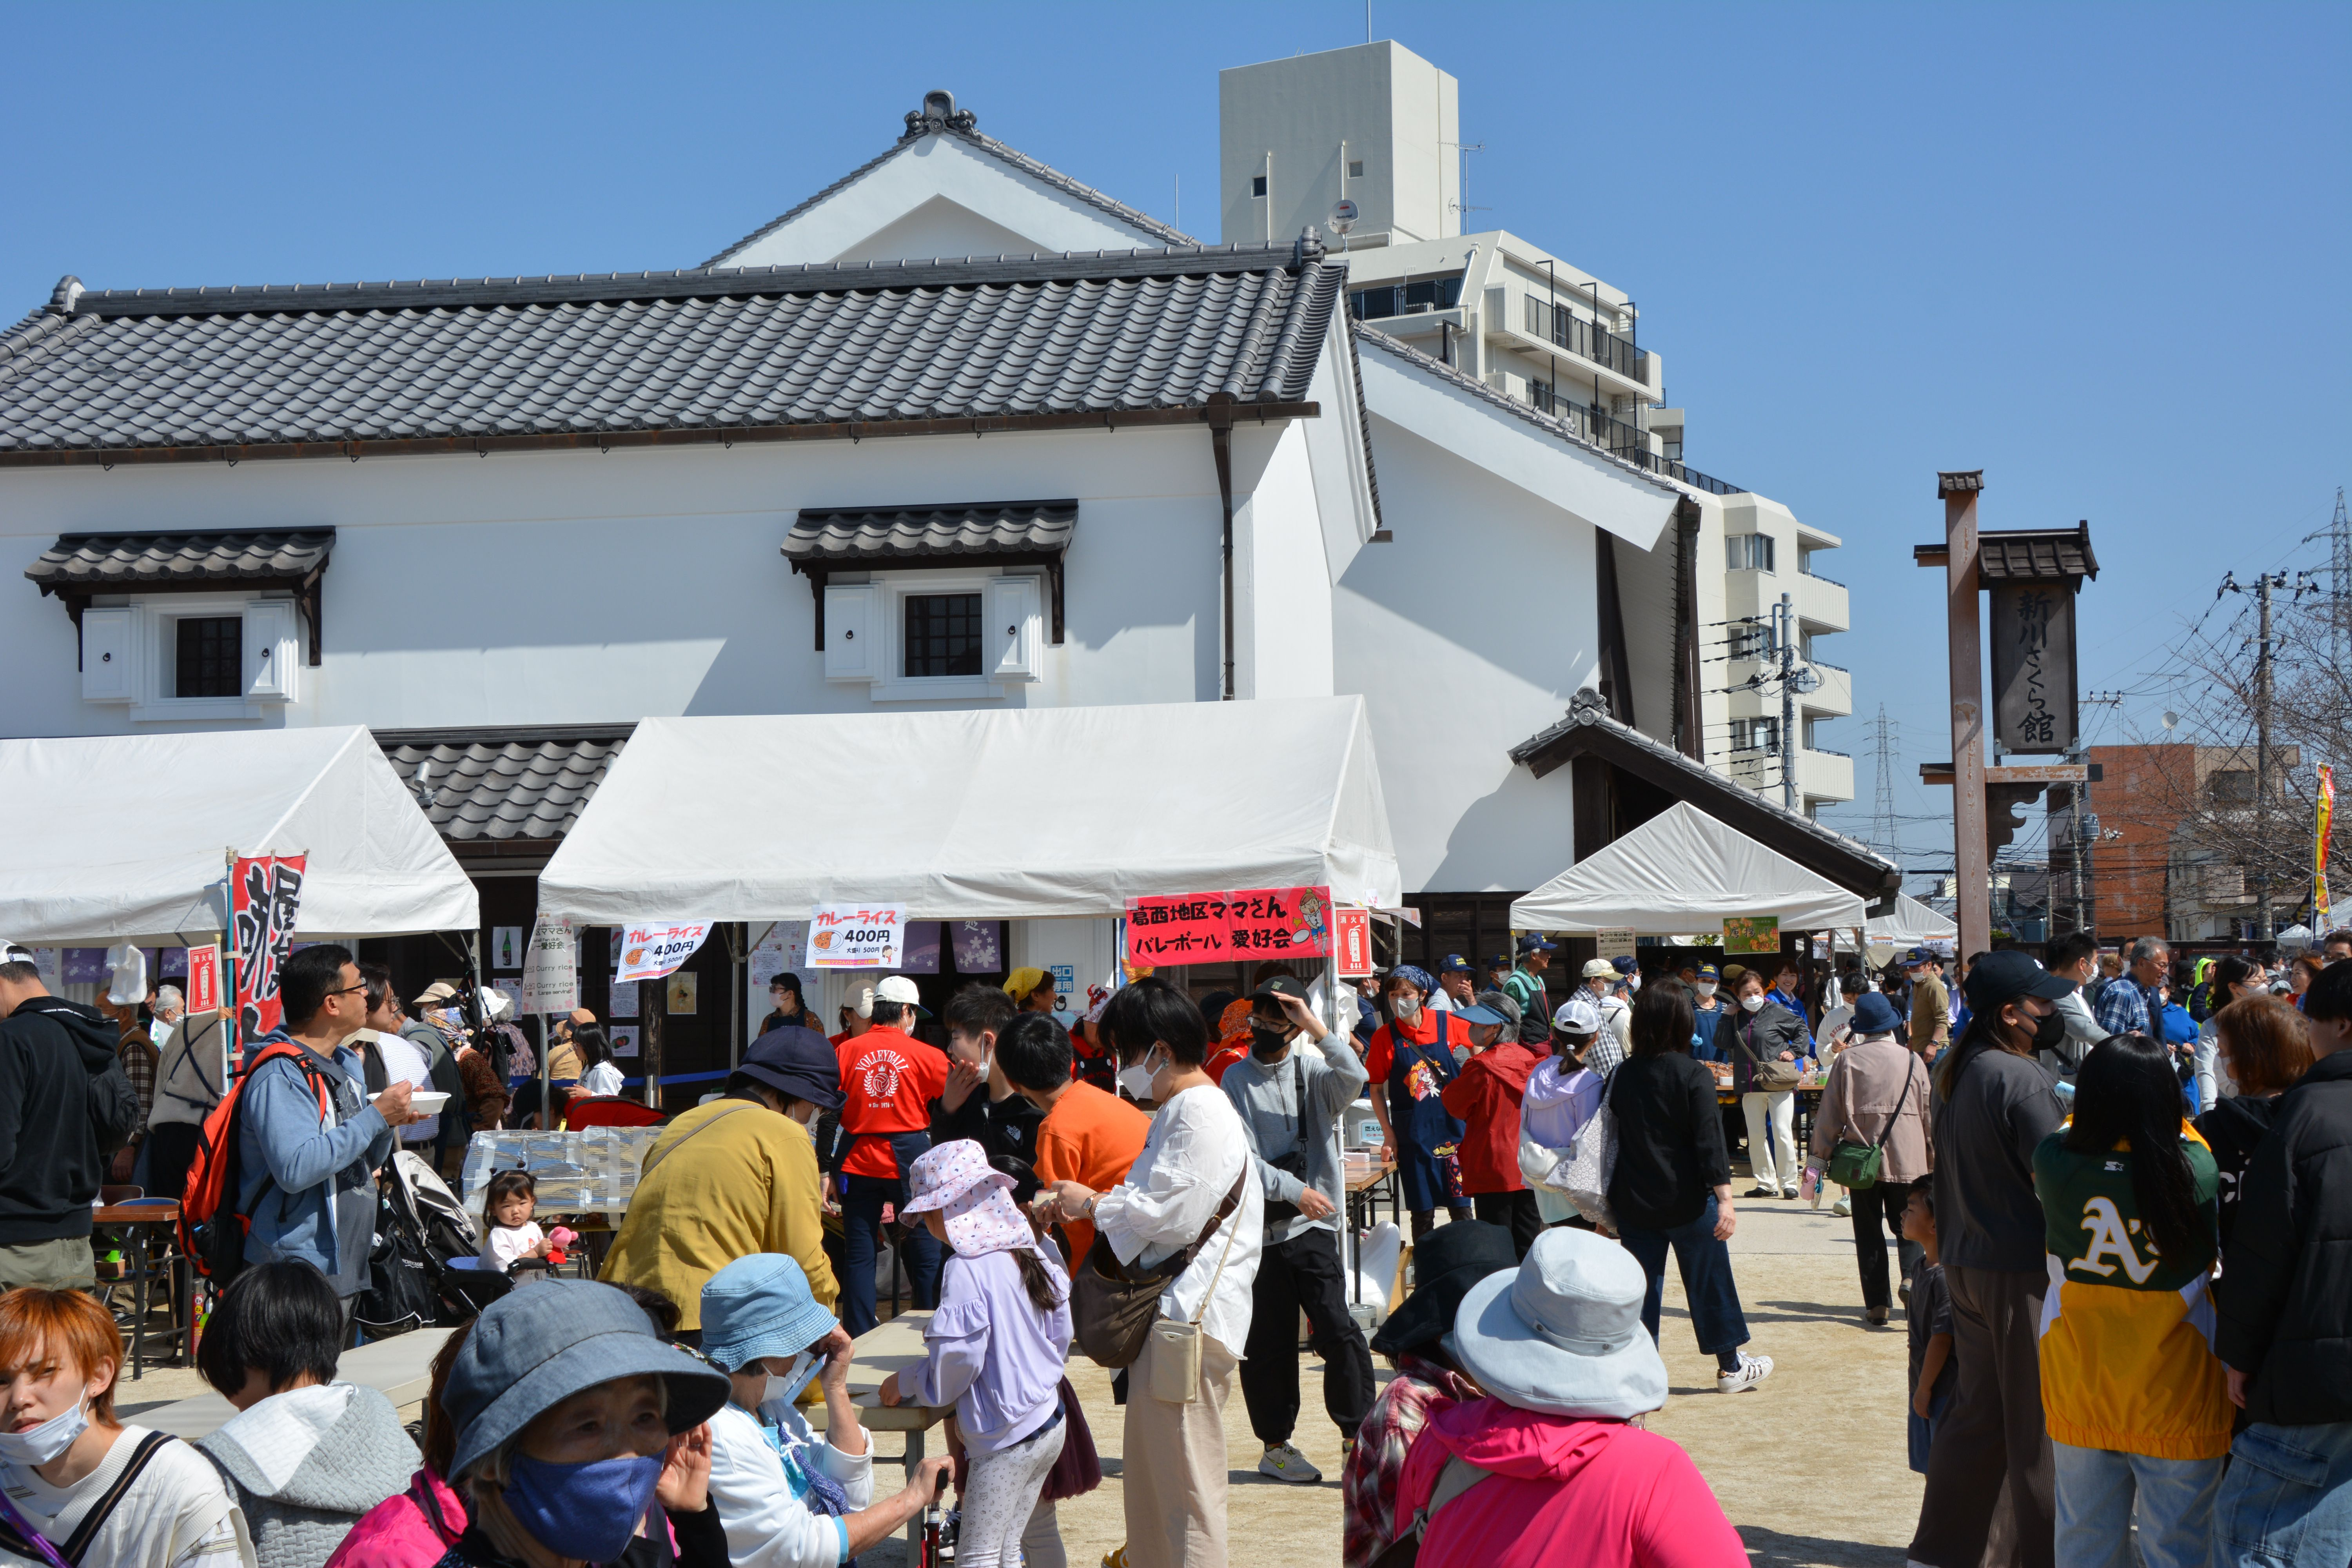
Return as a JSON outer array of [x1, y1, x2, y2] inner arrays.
[[1385, 1013, 1468, 1213]]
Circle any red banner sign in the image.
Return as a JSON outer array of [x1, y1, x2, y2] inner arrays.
[[185, 944, 221, 1014], [1123, 887, 1333, 964], [230, 854, 307, 1040], [1334, 908, 1374, 977]]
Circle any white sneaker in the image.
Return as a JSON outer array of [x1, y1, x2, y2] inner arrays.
[[1258, 1441, 1323, 1483], [1717, 1353, 1774, 1393]]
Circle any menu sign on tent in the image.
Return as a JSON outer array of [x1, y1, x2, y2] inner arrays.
[[808, 904, 906, 969], [614, 921, 712, 982], [1124, 887, 1334, 964], [1723, 916, 1780, 955]]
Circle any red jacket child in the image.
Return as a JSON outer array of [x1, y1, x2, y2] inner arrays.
[[1440, 1037, 1543, 1195]]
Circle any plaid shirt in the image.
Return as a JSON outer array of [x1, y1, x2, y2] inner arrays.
[[116, 1029, 158, 1138], [1340, 1352, 1479, 1568], [2094, 978, 2154, 1037]]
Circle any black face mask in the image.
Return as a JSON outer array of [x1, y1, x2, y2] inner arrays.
[[2010, 1004, 2065, 1052], [1250, 1025, 1294, 1062]]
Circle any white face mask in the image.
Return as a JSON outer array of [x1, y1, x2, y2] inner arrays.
[[1741, 994, 1766, 1013], [1117, 1048, 1163, 1102], [0, 1397, 89, 1466], [1389, 995, 1420, 1022], [762, 1350, 820, 1410], [1695, 982, 1718, 998]]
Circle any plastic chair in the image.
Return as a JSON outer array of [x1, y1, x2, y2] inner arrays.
[[562, 1096, 666, 1131], [98, 1185, 143, 1206]]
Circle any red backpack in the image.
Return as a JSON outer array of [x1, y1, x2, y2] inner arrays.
[[179, 1040, 333, 1283]]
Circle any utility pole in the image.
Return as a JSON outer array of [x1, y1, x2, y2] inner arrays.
[[2258, 570, 2276, 942], [1943, 474, 1991, 958], [1779, 592, 1798, 811], [2331, 487, 2349, 675]]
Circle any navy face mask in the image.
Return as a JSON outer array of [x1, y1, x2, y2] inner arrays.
[[503, 1450, 663, 1562]]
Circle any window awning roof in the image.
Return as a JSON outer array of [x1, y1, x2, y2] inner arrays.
[[25, 529, 334, 593], [783, 500, 1075, 566], [0, 726, 478, 944], [537, 698, 1401, 923]]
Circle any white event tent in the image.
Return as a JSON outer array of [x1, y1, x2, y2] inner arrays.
[[539, 698, 1402, 922], [0, 727, 479, 944], [1865, 894, 1959, 950], [1509, 802, 1868, 933]]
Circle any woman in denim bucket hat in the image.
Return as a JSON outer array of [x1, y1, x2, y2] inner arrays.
[[365, 1278, 728, 1567], [700, 1253, 951, 1567]]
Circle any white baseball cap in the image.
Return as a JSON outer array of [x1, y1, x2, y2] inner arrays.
[[875, 975, 922, 1006], [845, 984, 875, 1019]]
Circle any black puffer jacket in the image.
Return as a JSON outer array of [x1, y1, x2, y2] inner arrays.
[[1716, 999, 1808, 1093], [2194, 1092, 2280, 1254], [0, 995, 142, 1243], [2216, 1051, 2352, 1425]]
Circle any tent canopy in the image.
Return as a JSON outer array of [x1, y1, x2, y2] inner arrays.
[[538, 698, 1401, 923], [0, 727, 479, 945], [1866, 894, 1958, 947], [1508, 802, 1867, 934]]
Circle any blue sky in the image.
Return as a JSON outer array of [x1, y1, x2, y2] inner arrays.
[[8, 2, 2345, 875]]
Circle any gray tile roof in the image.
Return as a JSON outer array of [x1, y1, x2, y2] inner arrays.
[[376, 725, 631, 842], [25, 528, 334, 593], [701, 92, 1194, 269], [0, 243, 1341, 464], [784, 499, 1075, 565], [1352, 321, 1681, 497], [1978, 525, 2098, 582]]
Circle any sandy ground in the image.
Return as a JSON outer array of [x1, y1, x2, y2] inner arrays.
[[115, 1194, 1921, 1566]]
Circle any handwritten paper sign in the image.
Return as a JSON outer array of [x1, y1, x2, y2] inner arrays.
[[185, 944, 221, 1014], [615, 921, 713, 983], [1596, 929, 1637, 960], [808, 904, 906, 969], [518, 916, 580, 1015], [230, 854, 307, 1040], [1123, 887, 1334, 965], [1722, 915, 1780, 955]]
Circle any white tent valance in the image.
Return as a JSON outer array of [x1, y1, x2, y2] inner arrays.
[[1508, 802, 1867, 933], [1866, 894, 1958, 947], [0, 727, 480, 945], [538, 698, 1402, 923]]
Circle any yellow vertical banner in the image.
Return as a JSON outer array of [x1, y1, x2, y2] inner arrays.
[[2317, 765, 2335, 932]]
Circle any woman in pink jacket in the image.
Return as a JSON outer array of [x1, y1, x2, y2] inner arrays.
[[1391, 1228, 1748, 1568]]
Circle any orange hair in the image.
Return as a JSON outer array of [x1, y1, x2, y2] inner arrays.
[[0, 1287, 123, 1423]]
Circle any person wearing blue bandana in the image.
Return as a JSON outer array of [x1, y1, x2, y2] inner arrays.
[[1363, 966, 1473, 1246], [700, 1253, 953, 1566], [430, 1278, 730, 1567]]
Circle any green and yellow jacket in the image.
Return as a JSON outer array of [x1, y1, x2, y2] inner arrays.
[[2033, 1121, 2230, 1460]]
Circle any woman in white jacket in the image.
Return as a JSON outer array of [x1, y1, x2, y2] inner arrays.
[[1519, 995, 1606, 1227], [697, 1253, 950, 1567]]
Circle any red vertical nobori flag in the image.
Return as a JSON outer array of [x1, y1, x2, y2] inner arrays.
[[230, 855, 307, 1040]]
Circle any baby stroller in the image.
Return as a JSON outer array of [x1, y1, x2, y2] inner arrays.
[[356, 1151, 489, 1335]]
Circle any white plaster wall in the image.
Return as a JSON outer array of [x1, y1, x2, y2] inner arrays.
[[0, 423, 1250, 737], [1228, 421, 1336, 701], [713, 137, 1169, 270], [1334, 413, 1601, 895]]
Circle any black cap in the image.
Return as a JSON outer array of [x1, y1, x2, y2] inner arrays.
[[733, 1023, 842, 1110], [1370, 1220, 1519, 1358], [1962, 950, 2073, 1019], [1250, 974, 1310, 1006]]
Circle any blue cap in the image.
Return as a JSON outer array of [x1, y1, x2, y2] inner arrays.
[[1454, 1003, 1509, 1027], [701, 1253, 840, 1374], [1696, 963, 1720, 981], [1851, 991, 1903, 1036], [443, 1279, 728, 1479], [1484, 954, 1512, 971], [1904, 947, 1938, 966], [1517, 934, 1559, 955], [1436, 954, 1475, 975], [1610, 955, 1637, 975]]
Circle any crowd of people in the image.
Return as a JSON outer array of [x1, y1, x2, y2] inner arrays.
[[3, 920, 2350, 1568]]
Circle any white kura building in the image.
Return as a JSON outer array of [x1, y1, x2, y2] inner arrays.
[[0, 54, 1890, 1070]]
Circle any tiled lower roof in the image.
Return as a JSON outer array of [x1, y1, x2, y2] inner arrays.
[[784, 499, 1075, 564], [376, 725, 631, 842], [25, 529, 332, 594]]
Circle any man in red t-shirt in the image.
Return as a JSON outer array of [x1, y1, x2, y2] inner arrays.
[[833, 975, 949, 1334]]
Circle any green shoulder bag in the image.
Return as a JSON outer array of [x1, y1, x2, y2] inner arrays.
[[1825, 1051, 1917, 1191]]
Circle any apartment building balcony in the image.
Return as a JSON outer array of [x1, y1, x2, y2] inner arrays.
[[1796, 570, 1849, 634], [1797, 746, 1854, 804], [1485, 296, 1660, 403], [1800, 661, 1853, 719]]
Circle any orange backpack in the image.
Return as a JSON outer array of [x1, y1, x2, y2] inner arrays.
[[179, 1040, 334, 1282]]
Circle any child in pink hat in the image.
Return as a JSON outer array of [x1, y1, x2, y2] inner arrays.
[[879, 1138, 1074, 1568]]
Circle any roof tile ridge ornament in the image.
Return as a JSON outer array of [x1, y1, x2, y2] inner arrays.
[[46, 276, 84, 316], [1292, 227, 1327, 268], [902, 88, 979, 143]]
